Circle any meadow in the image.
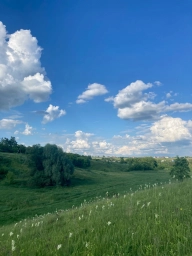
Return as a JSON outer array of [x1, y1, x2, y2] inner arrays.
[[0, 152, 192, 255], [1, 179, 192, 255]]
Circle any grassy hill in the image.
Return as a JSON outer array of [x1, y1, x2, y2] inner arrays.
[[0, 152, 172, 226], [0, 179, 192, 255]]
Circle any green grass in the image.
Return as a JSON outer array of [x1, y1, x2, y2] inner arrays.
[[0, 179, 192, 255], [0, 152, 172, 226]]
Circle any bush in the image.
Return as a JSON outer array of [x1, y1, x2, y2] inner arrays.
[[170, 156, 191, 181]]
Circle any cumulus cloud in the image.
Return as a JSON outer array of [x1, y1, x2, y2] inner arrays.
[[117, 101, 166, 120], [150, 116, 192, 142], [41, 120, 192, 156], [0, 21, 52, 110], [166, 103, 192, 112], [76, 83, 108, 104], [107, 80, 192, 121], [66, 131, 94, 151], [113, 80, 153, 108], [42, 104, 66, 124], [0, 118, 22, 129], [22, 123, 33, 135]]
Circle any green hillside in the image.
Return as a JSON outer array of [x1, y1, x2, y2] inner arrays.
[[0, 152, 171, 226], [0, 179, 192, 255]]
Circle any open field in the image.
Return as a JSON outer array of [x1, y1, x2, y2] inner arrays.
[[0, 179, 192, 255]]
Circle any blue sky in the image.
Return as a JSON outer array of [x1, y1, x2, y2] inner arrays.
[[0, 0, 192, 156]]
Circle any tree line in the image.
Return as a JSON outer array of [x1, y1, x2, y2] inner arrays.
[[0, 137, 91, 187]]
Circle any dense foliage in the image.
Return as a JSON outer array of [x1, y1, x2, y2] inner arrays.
[[170, 156, 190, 181], [29, 144, 74, 187], [125, 157, 158, 171], [0, 155, 10, 179], [67, 153, 91, 168]]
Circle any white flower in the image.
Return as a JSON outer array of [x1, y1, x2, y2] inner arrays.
[[155, 213, 159, 219], [12, 240, 16, 251], [17, 235, 19, 239], [124, 195, 126, 198], [137, 201, 140, 206], [57, 244, 62, 250], [85, 242, 89, 248], [79, 216, 81, 220], [10, 232, 13, 236], [102, 205, 105, 209], [107, 221, 111, 226], [69, 232, 73, 238]]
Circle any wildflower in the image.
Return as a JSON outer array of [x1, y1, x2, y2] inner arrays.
[[2, 233, 4, 236], [155, 213, 159, 219], [147, 202, 151, 207], [79, 216, 81, 220], [85, 242, 89, 248], [57, 244, 62, 250], [69, 232, 73, 238], [107, 221, 111, 226], [102, 205, 105, 210], [124, 195, 126, 198], [96, 205, 98, 209], [17, 235, 19, 239], [12, 240, 16, 251], [137, 201, 140, 206], [131, 193, 134, 196], [10, 232, 13, 236], [141, 204, 145, 209]]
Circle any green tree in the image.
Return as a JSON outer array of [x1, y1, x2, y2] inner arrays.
[[0, 137, 18, 153], [30, 144, 74, 187], [170, 156, 191, 181]]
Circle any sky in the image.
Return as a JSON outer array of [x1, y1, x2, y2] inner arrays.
[[0, 0, 192, 157]]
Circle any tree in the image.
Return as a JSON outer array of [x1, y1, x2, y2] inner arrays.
[[0, 137, 18, 153], [29, 144, 74, 187], [170, 156, 191, 181]]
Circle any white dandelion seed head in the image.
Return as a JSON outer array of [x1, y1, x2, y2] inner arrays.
[[57, 244, 62, 250]]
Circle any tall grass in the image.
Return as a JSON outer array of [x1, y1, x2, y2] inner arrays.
[[1, 179, 192, 255]]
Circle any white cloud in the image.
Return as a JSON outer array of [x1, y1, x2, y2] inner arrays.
[[166, 103, 192, 112], [106, 80, 192, 121], [166, 92, 172, 98], [150, 116, 192, 142], [42, 104, 66, 124], [117, 101, 166, 120], [76, 83, 108, 104], [105, 96, 114, 102], [0, 21, 52, 110], [113, 80, 153, 108], [75, 130, 94, 139], [0, 118, 22, 129], [154, 81, 162, 86], [22, 123, 33, 135]]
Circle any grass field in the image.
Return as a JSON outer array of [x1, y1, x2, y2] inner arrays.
[[0, 152, 192, 255], [0, 179, 192, 255]]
